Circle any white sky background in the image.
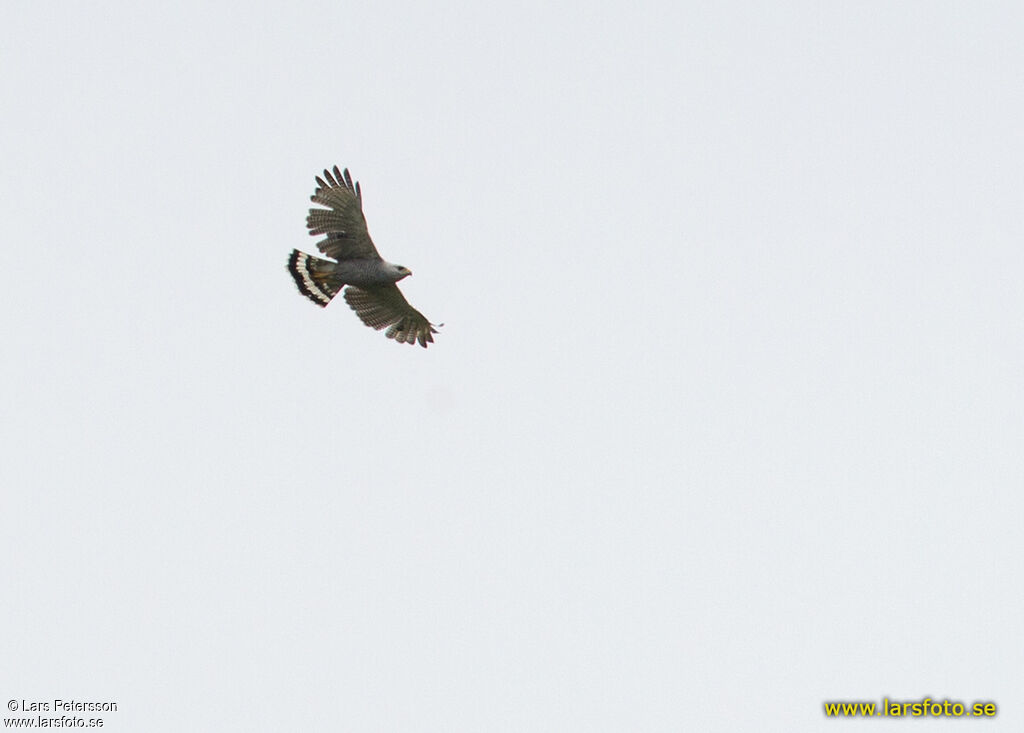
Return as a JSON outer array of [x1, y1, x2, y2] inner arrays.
[[1, 1, 1022, 730]]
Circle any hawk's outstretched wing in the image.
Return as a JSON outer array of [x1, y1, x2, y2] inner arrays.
[[343, 285, 439, 348], [307, 166, 381, 261]]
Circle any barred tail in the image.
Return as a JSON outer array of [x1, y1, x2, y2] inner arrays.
[[287, 249, 343, 307]]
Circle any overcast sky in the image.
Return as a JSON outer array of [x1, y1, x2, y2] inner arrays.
[[2, 1, 1022, 731]]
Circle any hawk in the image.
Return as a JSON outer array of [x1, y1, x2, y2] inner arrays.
[[287, 165, 439, 348]]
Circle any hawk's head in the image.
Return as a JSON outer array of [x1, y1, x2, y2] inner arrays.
[[386, 263, 412, 282]]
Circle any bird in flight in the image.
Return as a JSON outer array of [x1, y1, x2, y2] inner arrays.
[[287, 165, 439, 348]]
